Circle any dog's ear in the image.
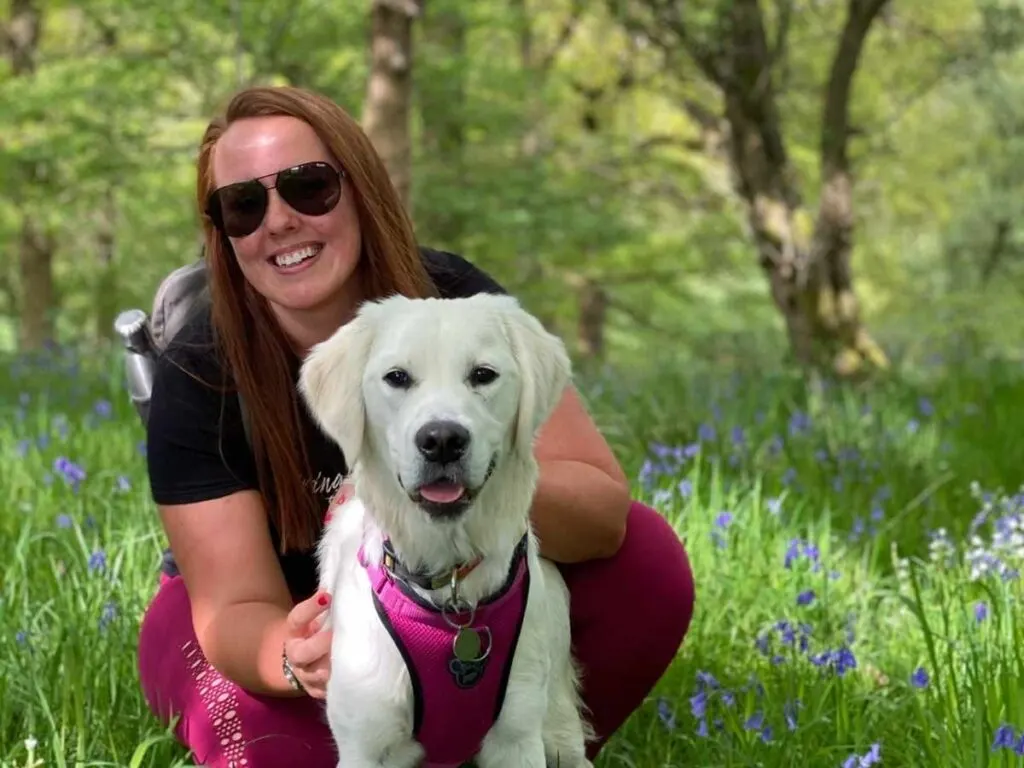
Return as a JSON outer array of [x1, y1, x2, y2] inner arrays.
[[298, 304, 378, 469], [501, 299, 573, 452]]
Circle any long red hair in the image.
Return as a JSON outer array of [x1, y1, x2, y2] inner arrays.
[[195, 85, 437, 552]]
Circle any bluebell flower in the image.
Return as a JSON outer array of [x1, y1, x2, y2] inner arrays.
[[88, 550, 107, 573], [695, 670, 719, 689], [975, 601, 988, 623], [53, 456, 86, 491], [788, 411, 811, 437], [992, 723, 1016, 751], [783, 699, 800, 731], [656, 698, 676, 730], [689, 690, 707, 719], [99, 600, 118, 631], [910, 667, 929, 689]]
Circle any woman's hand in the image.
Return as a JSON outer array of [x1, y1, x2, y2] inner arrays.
[[283, 590, 333, 699]]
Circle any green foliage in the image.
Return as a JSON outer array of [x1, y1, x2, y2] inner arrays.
[[0, 0, 1022, 361], [4, 332, 1024, 765]]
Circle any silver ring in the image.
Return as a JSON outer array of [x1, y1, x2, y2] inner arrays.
[[441, 598, 475, 629]]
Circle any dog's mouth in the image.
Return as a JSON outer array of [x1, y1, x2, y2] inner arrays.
[[406, 455, 497, 520], [417, 479, 467, 505]]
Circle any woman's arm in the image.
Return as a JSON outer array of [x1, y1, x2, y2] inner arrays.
[[159, 490, 326, 697], [530, 387, 632, 563]]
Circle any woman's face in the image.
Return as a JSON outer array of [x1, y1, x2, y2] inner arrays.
[[210, 115, 363, 339]]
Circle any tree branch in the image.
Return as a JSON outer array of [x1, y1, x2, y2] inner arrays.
[[535, 0, 585, 72], [980, 219, 1012, 285], [604, 0, 723, 84], [820, 0, 892, 176]]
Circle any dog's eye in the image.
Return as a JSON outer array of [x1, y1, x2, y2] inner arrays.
[[383, 368, 413, 389], [469, 366, 499, 386]]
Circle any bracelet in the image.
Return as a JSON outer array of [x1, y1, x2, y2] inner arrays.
[[282, 646, 307, 695]]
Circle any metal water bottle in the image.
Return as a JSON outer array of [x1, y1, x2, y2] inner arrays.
[[113, 308, 157, 423]]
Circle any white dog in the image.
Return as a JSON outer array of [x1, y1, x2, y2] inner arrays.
[[298, 293, 595, 768]]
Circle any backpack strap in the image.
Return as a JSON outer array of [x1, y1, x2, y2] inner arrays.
[[150, 257, 210, 352]]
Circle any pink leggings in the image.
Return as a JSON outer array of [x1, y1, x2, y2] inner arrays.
[[137, 501, 695, 766]]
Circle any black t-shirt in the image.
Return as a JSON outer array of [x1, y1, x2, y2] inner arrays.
[[146, 247, 508, 599]]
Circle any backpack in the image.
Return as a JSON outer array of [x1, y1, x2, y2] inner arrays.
[[113, 253, 252, 444]]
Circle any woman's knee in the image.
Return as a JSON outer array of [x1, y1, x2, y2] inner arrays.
[[623, 500, 696, 643], [137, 576, 337, 768], [566, 500, 695, 646]]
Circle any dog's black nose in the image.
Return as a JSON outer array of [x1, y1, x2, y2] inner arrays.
[[415, 421, 470, 464]]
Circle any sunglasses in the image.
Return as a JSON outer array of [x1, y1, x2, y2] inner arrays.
[[205, 161, 346, 238]]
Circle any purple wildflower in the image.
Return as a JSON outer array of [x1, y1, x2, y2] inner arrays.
[[53, 457, 87, 491], [992, 723, 1016, 751], [656, 698, 676, 730], [88, 550, 107, 573], [910, 667, 929, 689]]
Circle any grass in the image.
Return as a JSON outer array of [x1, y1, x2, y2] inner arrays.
[[2, 341, 1024, 767]]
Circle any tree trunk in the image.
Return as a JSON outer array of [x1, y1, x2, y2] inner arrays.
[[5, 0, 56, 352], [94, 187, 119, 343], [810, 0, 891, 375], [362, 0, 422, 214], [17, 219, 55, 352], [576, 276, 608, 360], [722, 0, 890, 375], [720, 0, 820, 367], [608, 0, 890, 376]]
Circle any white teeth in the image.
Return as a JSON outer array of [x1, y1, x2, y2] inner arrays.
[[273, 244, 322, 267]]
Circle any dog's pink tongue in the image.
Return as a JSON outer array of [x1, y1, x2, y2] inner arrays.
[[419, 482, 465, 503]]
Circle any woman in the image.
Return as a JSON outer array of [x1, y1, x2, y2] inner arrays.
[[137, 84, 695, 767]]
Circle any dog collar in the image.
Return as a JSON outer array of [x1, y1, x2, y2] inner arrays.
[[381, 534, 527, 594]]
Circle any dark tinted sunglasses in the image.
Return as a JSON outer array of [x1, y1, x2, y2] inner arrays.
[[205, 161, 346, 238]]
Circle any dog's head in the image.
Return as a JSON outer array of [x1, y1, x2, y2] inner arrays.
[[298, 293, 571, 522]]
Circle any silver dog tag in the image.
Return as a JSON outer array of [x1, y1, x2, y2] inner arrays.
[[453, 627, 482, 662]]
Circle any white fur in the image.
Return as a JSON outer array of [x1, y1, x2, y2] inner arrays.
[[298, 293, 595, 768]]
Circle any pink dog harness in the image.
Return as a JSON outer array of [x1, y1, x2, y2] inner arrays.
[[359, 535, 530, 768]]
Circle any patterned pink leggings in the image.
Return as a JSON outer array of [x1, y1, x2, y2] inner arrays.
[[136, 501, 695, 766]]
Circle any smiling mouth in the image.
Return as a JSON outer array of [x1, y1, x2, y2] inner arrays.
[[269, 243, 323, 268], [405, 455, 498, 519]]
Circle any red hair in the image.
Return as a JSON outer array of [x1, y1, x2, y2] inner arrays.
[[195, 85, 437, 552]]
